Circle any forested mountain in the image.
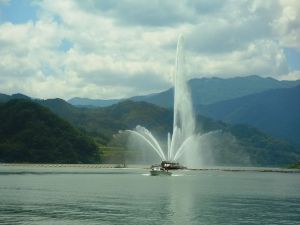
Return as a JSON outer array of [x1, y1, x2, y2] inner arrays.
[[1, 79, 300, 166], [39, 99, 172, 144], [0, 100, 100, 163], [0, 93, 30, 102], [198, 85, 300, 147], [39, 99, 300, 166]]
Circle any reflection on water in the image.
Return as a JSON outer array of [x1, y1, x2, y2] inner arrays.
[[0, 166, 299, 225]]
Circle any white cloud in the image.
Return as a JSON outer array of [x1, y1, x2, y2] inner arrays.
[[279, 70, 300, 80], [74, 0, 197, 27], [187, 39, 289, 78], [0, 0, 299, 100], [272, 0, 300, 50]]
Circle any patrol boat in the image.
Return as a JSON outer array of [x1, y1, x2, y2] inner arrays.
[[150, 166, 172, 176]]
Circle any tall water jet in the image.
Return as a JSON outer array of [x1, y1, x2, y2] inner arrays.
[[169, 34, 196, 163], [117, 34, 202, 167]]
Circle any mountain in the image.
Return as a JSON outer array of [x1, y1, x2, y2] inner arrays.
[[0, 100, 100, 163], [40, 99, 172, 143], [1, 80, 299, 166], [67, 75, 300, 108], [198, 85, 300, 146], [3, 76, 299, 109], [287, 162, 300, 169], [39, 98, 300, 166], [68, 97, 120, 107], [0, 93, 31, 102], [131, 75, 300, 108]]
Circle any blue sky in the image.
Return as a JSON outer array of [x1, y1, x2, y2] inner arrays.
[[0, 0, 37, 23], [284, 48, 300, 70], [0, 0, 300, 99]]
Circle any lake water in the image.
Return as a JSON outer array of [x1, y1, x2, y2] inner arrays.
[[0, 166, 299, 225]]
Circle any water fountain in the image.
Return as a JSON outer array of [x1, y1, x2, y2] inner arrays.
[[118, 35, 203, 169]]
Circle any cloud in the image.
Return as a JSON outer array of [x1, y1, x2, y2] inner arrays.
[[185, 0, 281, 54], [279, 70, 300, 80], [186, 39, 289, 78], [273, 0, 300, 50], [186, 18, 271, 54], [0, 0, 299, 100], [75, 0, 196, 27], [81, 70, 170, 93]]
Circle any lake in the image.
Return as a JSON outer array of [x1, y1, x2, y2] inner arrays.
[[0, 165, 299, 225]]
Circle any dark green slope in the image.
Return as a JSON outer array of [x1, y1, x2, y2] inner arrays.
[[0, 100, 100, 163], [40, 99, 300, 166], [39, 99, 126, 143], [198, 85, 300, 146], [1, 93, 299, 166], [40, 99, 172, 143], [0, 93, 11, 102], [198, 117, 300, 166], [0, 93, 30, 102], [287, 162, 300, 169]]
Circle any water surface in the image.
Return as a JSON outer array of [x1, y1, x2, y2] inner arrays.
[[0, 166, 299, 225]]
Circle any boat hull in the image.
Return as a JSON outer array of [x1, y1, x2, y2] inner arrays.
[[161, 161, 186, 170], [150, 170, 172, 176]]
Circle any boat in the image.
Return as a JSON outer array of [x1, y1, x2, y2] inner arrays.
[[150, 166, 172, 176], [161, 161, 186, 170]]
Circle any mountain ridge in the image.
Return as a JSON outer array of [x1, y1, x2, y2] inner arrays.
[[0, 99, 100, 163], [197, 84, 300, 146], [67, 75, 300, 107], [35, 98, 300, 166], [0, 97, 299, 166]]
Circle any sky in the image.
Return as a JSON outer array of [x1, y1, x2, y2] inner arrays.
[[0, 0, 300, 100]]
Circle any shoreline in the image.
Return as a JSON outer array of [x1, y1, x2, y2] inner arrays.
[[0, 163, 131, 169], [0, 163, 299, 173]]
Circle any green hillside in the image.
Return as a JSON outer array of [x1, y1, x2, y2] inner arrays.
[[287, 162, 300, 169], [39, 99, 172, 143], [0, 100, 100, 163], [0, 95, 299, 166], [40, 99, 300, 166], [198, 85, 300, 146]]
